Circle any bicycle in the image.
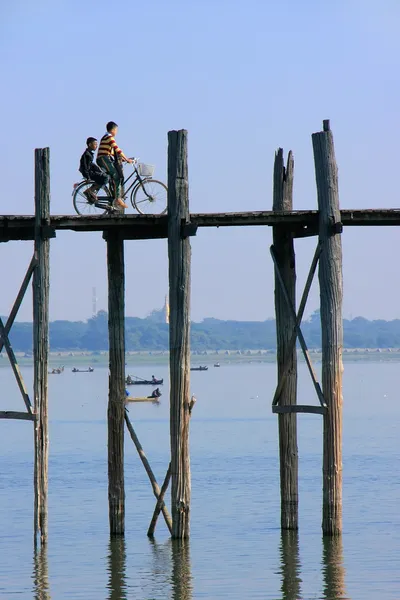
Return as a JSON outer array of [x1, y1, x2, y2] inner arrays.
[[72, 159, 167, 216]]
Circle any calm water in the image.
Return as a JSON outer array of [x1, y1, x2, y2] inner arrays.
[[0, 361, 399, 599]]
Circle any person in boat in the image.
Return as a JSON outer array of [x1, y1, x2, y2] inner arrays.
[[151, 375, 157, 384], [126, 375, 133, 385], [149, 388, 162, 399]]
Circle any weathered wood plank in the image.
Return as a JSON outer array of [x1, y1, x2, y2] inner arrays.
[[107, 232, 126, 536], [272, 405, 327, 415], [312, 120, 343, 536], [272, 148, 298, 531], [33, 147, 51, 546], [0, 410, 36, 421], [124, 411, 173, 534], [168, 129, 192, 539]]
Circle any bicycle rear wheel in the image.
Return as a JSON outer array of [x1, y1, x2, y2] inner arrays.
[[72, 181, 110, 216], [131, 179, 167, 215]]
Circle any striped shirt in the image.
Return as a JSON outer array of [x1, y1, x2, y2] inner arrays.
[[97, 133, 123, 159]]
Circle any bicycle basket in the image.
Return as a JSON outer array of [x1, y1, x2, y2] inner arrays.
[[138, 163, 155, 177]]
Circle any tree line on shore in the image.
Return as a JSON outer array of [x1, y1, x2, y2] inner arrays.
[[3, 310, 400, 352]]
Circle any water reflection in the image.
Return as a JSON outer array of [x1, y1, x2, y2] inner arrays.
[[279, 530, 302, 600], [170, 539, 193, 600], [322, 536, 349, 600], [107, 537, 127, 600], [33, 544, 50, 600]]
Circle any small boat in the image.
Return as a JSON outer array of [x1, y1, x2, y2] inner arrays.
[[126, 375, 163, 386], [125, 388, 161, 403], [49, 366, 64, 375], [214, 363, 220, 367], [190, 366, 208, 371], [125, 396, 160, 403], [72, 367, 94, 373]]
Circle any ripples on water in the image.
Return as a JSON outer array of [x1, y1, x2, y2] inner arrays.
[[0, 362, 399, 598]]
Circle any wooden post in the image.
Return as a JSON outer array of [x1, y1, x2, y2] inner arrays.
[[107, 232, 126, 535], [168, 129, 192, 539], [312, 120, 343, 535], [33, 148, 50, 545], [272, 148, 298, 530]]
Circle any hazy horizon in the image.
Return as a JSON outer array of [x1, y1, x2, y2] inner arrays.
[[2, 1, 400, 323]]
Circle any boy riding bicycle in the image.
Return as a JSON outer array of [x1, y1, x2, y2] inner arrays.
[[97, 121, 133, 209]]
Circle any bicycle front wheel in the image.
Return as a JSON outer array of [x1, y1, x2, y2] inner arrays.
[[72, 181, 109, 216], [131, 179, 168, 215]]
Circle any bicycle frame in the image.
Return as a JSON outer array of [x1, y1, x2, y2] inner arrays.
[[120, 164, 152, 199]]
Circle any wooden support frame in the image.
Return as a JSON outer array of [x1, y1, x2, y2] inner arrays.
[[124, 410, 173, 534], [271, 245, 327, 412], [147, 397, 196, 537], [272, 241, 322, 406], [0, 254, 38, 420], [0, 317, 33, 414]]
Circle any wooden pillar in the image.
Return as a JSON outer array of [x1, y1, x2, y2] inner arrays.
[[33, 148, 50, 545], [272, 148, 298, 530], [107, 232, 126, 535], [168, 129, 192, 539], [312, 120, 343, 535]]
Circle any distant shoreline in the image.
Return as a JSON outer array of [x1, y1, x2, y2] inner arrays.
[[2, 349, 400, 369]]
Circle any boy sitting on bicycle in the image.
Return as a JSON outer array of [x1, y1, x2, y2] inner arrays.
[[79, 137, 109, 202], [97, 121, 133, 209]]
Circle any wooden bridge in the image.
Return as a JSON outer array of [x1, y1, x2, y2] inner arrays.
[[1, 120, 396, 548]]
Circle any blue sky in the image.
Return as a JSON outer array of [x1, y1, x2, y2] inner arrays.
[[1, 0, 400, 322]]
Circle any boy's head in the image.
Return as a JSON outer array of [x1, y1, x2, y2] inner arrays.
[[106, 121, 118, 136], [86, 137, 98, 151]]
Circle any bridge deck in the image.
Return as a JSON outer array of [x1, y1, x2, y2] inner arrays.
[[0, 209, 399, 241]]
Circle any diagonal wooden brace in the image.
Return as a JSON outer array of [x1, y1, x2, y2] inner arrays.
[[270, 245, 327, 409], [0, 317, 32, 413], [272, 242, 322, 405], [0, 254, 38, 355], [124, 410, 173, 534], [147, 396, 196, 537]]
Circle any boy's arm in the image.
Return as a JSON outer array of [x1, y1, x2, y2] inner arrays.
[[109, 136, 133, 163]]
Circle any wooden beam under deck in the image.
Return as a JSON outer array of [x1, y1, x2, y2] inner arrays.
[[1, 209, 400, 241]]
